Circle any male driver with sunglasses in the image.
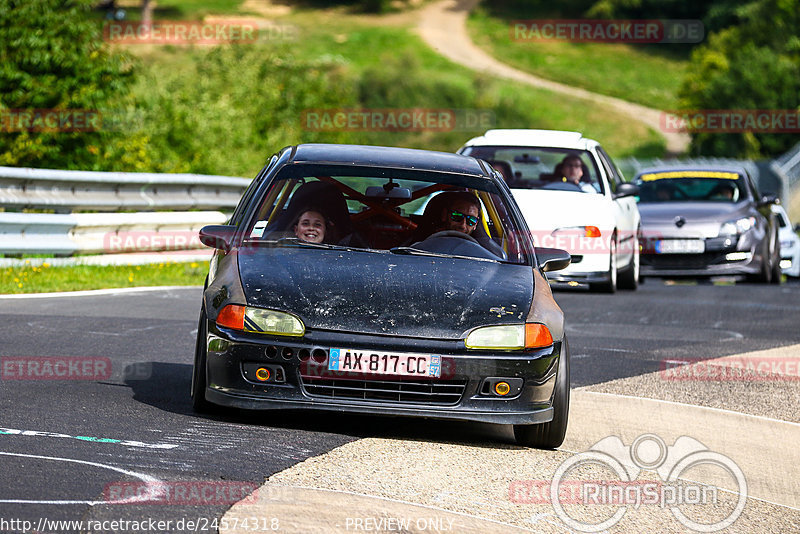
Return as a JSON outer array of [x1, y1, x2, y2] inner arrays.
[[438, 192, 481, 235]]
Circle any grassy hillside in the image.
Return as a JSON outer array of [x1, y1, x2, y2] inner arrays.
[[115, 6, 665, 178], [466, 3, 689, 110]]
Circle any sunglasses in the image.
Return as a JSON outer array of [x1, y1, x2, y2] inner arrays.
[[450, 210, 478, 227]]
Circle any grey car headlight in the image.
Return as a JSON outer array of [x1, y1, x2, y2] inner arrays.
[[719, 216, 755, 236]]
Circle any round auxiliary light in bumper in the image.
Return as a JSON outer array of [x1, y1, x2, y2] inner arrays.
[[494, 381, 511, 396], [255, 367, 271, 382]]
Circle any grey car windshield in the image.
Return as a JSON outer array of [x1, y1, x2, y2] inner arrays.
[[635, 171, 746, 203]]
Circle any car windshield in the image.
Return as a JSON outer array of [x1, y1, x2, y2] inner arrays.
[[635, 171, 745, 203], [242, 165, 532, 264], [459, 146, 603, 194]]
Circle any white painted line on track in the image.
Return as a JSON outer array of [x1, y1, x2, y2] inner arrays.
[[0, 285, 202, 299], [0, 452, 163, 505], [0, 426, 179, 449]]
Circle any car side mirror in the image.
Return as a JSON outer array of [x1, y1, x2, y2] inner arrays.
[[613, 182, 639, 199], [199, 225, 236, 250], [536, 247, 571, 272], [794, 223, 800, 234]]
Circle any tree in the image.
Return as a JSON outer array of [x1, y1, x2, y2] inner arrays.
[[678, 0, 800, 157], [0, 0, 134, 169]]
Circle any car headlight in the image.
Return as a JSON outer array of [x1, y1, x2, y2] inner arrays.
[[216, 305, 305, 336], [719, 217, 756, 236], [465, 323, 553, 350]]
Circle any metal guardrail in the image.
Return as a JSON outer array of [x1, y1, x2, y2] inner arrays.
[[772, 143, 800, 221], [0, 166, 251, 211], [0, 211, 229, 255], [0, 166, 250, 257], [772, 142, 800, 189]]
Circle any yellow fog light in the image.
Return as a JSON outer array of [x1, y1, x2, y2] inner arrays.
[[255, 367, 271, 382], [494, 381, 511, 396]]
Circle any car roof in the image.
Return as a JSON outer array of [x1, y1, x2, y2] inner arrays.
[[634, 165, 749, 179], [460, 129, 595, 150], [286, 143, 491, 177]]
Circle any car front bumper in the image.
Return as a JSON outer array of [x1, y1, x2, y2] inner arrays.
[[544, 250, 611, 284], [780, 244, 800, 277], [640, 232, 765, 277], [200, 324, 562, 425]]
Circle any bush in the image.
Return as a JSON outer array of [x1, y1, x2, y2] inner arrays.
[[0, 0, 135, 169]]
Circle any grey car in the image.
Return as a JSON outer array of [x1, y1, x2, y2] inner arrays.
[[634, 166, 782, 283]]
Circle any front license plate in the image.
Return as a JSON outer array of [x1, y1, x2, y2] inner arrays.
[[655, 239, 705, 254], [328, 348, 441, 378]]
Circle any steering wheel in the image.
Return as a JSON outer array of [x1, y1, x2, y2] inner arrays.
[[426, 230, 481, 245]]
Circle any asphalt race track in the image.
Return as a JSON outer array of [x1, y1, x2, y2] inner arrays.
[[0, 280, 798, 533]]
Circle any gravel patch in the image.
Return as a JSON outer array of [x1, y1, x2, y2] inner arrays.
[[257, 437, 800, 533]]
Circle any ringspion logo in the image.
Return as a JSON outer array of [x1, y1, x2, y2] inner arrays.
[[519, 434, 747, 532]]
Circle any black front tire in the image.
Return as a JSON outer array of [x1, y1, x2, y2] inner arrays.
[[618, 232, 640, 291], [770, 239, 783, 284], [590, 238, 617, 293], [191, 310, 215, 413], [514, 336, 570, 449], [747, 245, 773, 284]]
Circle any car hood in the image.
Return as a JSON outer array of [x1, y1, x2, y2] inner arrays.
[[637, 202, 747, 224], [237, 247, 534, 339], [510, 190, 614, 236]]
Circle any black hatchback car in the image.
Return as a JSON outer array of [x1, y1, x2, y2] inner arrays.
[[193, 144, 572, 449], [634, 166, 782, 282]]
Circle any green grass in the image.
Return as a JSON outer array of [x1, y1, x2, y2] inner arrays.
[[466, 5, 690, 110], [97, 0, 246, 21], [0, 261, 206, 294], [121, 14, 665, 179]]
